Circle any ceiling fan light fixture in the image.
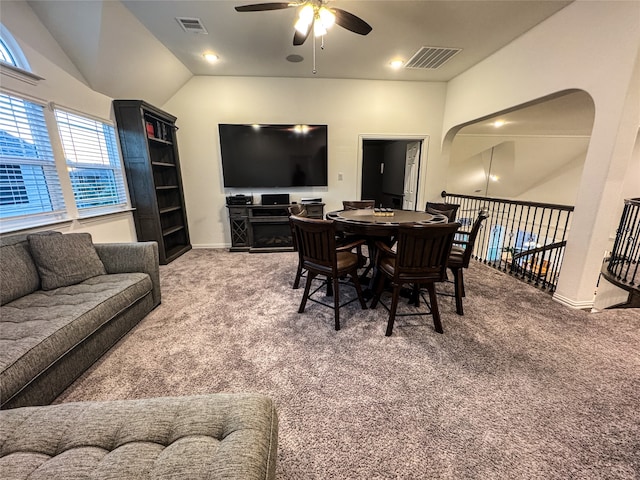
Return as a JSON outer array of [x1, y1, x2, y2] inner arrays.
[[295, 4, 314, 34], [299, 4, 314, 23], [313, 19, 327, 37], [318, 7, 335, 29], [295, 17, 311, 34]]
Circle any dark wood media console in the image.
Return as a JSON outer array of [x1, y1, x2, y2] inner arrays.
[[227, 203, 324, 253]]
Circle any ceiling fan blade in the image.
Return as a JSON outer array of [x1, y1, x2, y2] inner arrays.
[[293, 20, 312, 46], [235, 3, 293, 12], [332, 8, 372, 36]]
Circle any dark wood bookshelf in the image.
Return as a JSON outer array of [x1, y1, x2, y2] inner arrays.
[[113, 100, 191, 264]]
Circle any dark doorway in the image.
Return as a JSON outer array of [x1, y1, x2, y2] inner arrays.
[[361, 139, 422, 209]]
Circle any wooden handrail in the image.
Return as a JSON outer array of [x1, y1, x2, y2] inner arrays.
[[441, 191, 574, 211]]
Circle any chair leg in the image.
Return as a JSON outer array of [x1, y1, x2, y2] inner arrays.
[[298, 272, 316, 313], [453, 268, 464, 316], [425, 282, 444, 334], [350, 270, 368, 310], [326, 277, 334, 297], [385, 284, 401, 336], [356, 244, 367, 268], [369, 271, 386, 309], [410, 283, 420, 306], [333, 276, 341, 330], [293, 264, 303, 289]]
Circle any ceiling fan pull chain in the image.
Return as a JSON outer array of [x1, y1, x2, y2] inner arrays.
[[312, 36, 317, 74], [321, 35, 325, 50]]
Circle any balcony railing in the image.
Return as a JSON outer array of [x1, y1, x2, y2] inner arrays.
[[441, 191, 574, 293], [603, 198, 640, 306]]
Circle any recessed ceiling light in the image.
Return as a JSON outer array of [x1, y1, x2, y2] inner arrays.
[[493, 120, 506, 128], [203, 52, 219, 63], [389, 59, 404, 69]]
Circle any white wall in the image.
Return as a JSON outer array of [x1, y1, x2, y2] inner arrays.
[[442, 0, 640, 308], [0, 0, 136, 242], [448, 135, 589, 204], [163, 76, 447, 248]]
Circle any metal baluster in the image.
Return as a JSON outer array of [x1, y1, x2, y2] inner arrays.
[[549, 208, 563, 287], [505, 201, 517, 273], [620, 203, 639, 282], [497, 199, 507, 270], [485, 198, 497, 265], [608, 202, 629, 278], [540, 207, 553, 289], [626, 213, 640, 285]]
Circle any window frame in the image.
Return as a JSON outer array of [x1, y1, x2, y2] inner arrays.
[[53, 107, 129, 218], [0, 91, 68, 232], [0, 24, 132, 234]]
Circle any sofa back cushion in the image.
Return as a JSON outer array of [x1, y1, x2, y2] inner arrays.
[[0, 235, 41, 305], [28, 232, 106, 290]]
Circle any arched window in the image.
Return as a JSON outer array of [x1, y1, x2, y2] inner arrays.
[[0, 24, 31, 71]]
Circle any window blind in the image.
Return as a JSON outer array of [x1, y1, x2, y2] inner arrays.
[[54, 109, 127, 211], [0, 93, 64, 219]]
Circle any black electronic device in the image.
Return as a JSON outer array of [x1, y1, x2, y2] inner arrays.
[[261, 193, 290, 205], [226, 194, 253, 205], [219, 123, 328, 188]]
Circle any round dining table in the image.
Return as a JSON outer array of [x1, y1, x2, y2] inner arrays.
[[326, 208, 448, 237], [325, 208, 449, 295]]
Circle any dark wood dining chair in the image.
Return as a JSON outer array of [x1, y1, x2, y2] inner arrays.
[[370, 222, 460, 336], [288, 205, 308, 289], [426, 202, 460, 222], [341, 200, 376, 269], [290, 215, 368, 331], [448, 210, 489, 315], [343, 200, 375, 210]]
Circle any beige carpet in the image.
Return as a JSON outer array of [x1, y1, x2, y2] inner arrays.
[[56, 249, 640, 479]]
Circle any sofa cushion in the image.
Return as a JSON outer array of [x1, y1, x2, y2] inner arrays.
[[28, 232, 106, 290], [0, 236, 40, 306], [0, 393, 278, 480], [0, 273, 152, 406]]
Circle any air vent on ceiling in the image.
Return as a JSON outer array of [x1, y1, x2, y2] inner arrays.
[[405, 46, 461, 69], [176, 17, 208, 34]]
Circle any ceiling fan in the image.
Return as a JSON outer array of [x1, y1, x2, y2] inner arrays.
[[235, 1, 373, 46]]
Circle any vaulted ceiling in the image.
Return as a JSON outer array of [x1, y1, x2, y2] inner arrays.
[[27, 0, 572, 105], [23, 0, 594, 202]]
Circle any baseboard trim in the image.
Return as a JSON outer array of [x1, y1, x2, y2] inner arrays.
[[192, 243, 230, 249], [552, 292, 595, 311]]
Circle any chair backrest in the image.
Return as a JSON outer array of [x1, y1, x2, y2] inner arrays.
[[287, 207, 307, 252], [290, 215, 338, 274], [343, 200, 375, 210], [288, 204, 307, 217], [458, 211, 489, 267], [393, 222, 460, 282], [426, 202, 460, 222]]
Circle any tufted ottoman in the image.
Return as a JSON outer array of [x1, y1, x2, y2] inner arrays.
[[0, 393, 278, 480]]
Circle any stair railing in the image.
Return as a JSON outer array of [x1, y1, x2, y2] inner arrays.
[[606, 197, 640, 288], [441, 191, 574, 293]]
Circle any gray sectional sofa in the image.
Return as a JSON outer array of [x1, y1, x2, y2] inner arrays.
[[0, 231, 161, 409], [0, 393, 279, 480], [0, 231, 279, 479]]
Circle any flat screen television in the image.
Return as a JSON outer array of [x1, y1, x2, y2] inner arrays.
[[219, 123, 328, 188]]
